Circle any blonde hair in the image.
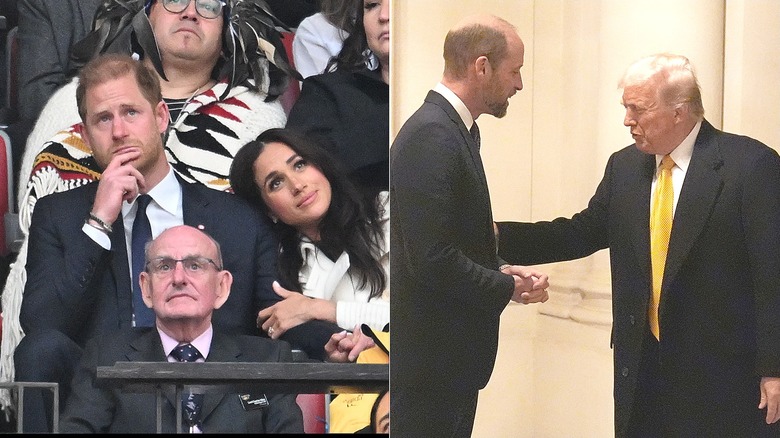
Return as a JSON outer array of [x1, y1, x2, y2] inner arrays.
[[619, 53, 705, 119]]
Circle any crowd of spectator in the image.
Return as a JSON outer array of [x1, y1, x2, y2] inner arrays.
[[0, 0, 390, 433]]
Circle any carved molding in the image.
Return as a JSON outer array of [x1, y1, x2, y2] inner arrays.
[[538, 257, 612, 326]]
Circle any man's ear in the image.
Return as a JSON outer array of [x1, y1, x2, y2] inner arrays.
[[474, 55, 490, 77], [156, 100, 170, 134], [672, 104, 686, 124], [213, 271, 234, 310], [140, 272, 154, 309]]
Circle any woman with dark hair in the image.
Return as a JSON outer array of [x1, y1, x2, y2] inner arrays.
[[369, 390, 390, 434], [230, 127, 389, 339], [286, 0, 389, 200]]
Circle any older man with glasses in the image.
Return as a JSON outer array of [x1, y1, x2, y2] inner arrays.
[[59, 225, 305, 433]]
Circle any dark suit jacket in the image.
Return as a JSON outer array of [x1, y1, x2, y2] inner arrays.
[[497, 120, 780, 437], [390, 90, 514, 393], [17, 0, 100, 122], [20, 177, 338, 357], [59, 328, 304, 433]]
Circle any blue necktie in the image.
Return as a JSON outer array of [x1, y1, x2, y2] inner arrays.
[[131, 194, 155, 327], [171, 343, 204, 430]]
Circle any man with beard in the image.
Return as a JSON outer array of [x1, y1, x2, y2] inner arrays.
[[389, 14, 549, 437]]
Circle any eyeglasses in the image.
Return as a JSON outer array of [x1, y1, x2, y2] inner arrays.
[[145, 256, 222, 276], [160, 0, 226, 20]]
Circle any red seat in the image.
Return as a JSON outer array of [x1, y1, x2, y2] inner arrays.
[[296, 393, 327, 434], [0, 129, 11, 256], [279, 31, 300, 116], [5, 26, 17, 114]]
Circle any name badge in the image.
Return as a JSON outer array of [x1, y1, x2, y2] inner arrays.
[[239, 393, 269, 411]]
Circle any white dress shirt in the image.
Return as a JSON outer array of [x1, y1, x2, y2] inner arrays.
[[651, 120, 701, 214], [82, 166, 184, 282]]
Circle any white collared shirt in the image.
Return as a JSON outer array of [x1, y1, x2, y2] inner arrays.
[[121, 167, 184, 250], [433, 82, 477, 132], [81, 167, 185, 284], [651, 120, 701, 214], [82, 167, 184, 250]]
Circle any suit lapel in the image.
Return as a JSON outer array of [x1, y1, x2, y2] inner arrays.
[[198, 332, 238, 420], [127, 329, 167, 362], [180, 178, 210, 228], [628, 153, 656, 287], [126, 331, 182, 410], [128, 330, 236, 423], [664, 120, 724, 286], [425, 91, 491, 195], [94, 183, 134, 328]]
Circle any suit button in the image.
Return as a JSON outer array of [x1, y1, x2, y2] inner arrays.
[[621, 367, 629, 377], [629, 315, 635, 325]]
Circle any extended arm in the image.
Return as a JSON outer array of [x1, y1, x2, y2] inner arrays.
[[391, 118, 513, 312]]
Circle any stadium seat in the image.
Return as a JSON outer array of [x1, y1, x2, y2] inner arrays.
[[279, 31, 301, 116], [296, 393, 327, 434], [0, 129, 12, 256]]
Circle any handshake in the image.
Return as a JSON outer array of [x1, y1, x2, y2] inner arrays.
[[499, 265, 550, 304]]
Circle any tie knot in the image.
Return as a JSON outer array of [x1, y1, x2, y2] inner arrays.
[[136, 194, 152, 212], [659, 155, 675, 171], [171, 343, 202, 362]]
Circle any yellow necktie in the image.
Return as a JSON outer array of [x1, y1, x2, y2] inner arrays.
[[649, 155, 675, 340]]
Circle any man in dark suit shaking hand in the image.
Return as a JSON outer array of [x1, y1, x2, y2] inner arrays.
[[496, 53, 780, 437], [390, 14, 550, 437]]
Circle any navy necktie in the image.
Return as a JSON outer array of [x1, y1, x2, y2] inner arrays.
[[470, 122, 481, 150], [131, 194, 154, 327], [171, 343, 204, 430]]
